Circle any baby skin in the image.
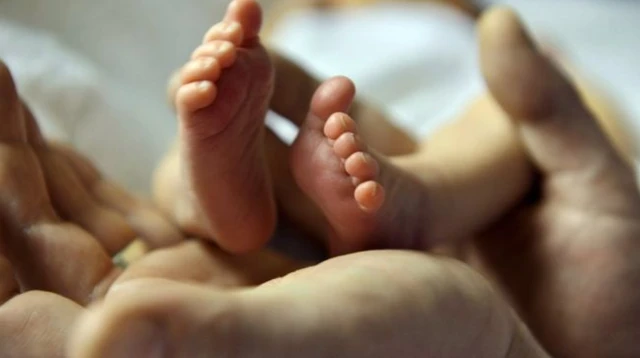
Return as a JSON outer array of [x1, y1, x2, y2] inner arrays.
[[167, 0, 499, 256], [175, 0, 427, 252], [162, 0, 632, 257], [174, 0, 276, 253], [290, 78, 446, 254]]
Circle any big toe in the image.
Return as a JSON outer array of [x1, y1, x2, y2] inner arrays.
[[203, 0, 263, 45], [310, 76, 356, 121], [223, 0, 263, 41], [291, 77, 357, 179]]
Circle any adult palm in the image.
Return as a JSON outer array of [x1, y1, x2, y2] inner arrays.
[[471, 9, 640, 358]]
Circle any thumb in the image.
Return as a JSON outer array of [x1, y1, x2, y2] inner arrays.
[[479, 7, 623, 175], [68, 251, 546, 358]]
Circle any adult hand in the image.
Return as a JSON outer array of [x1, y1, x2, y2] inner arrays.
[[467, 8, 640, 358], [0, 62, 268, 357], [0, 61, 121, 356], [69, 249, 549, 358], [6, 69, 184, 251]]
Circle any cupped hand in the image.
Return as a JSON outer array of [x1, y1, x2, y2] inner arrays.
[[69, 248, 550, 358], [0, 61, 213, 357], [467, 8, 640, 358]]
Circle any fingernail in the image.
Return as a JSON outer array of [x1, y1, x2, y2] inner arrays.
[[105, 320, 166, 358]]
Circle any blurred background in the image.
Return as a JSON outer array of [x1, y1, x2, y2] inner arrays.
[[0, 0, 638, 194]]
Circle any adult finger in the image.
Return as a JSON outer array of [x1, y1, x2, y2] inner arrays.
[[69, 251, 549, 357], [0, 291, 84, 357], [21, 102, 137, 254], [51, 142, 184, 248], [0, 60, 119, 304], [479, 7, 626, 176], [111, 239, 309, 289]]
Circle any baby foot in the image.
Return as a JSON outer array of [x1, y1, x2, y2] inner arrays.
[[322, 112, 386, 213], [291, 77, 438, 255], [175, 0, 275, 253]]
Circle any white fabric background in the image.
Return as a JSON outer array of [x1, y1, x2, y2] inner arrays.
[[0, 0, 638, 194]]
